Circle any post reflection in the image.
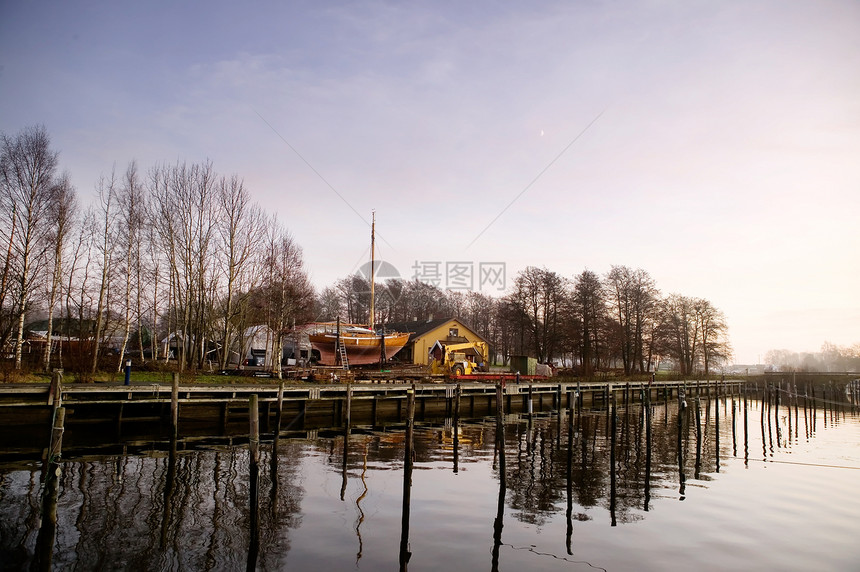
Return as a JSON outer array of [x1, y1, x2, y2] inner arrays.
[[491, 383, 506, 572], [399, 387, 415, 571], [678, 389, 687, 500], [3, 383, 853, 570], [644, 392, 652, 512]]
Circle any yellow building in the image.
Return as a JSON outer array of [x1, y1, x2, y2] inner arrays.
[[385, 318, 490, 367]]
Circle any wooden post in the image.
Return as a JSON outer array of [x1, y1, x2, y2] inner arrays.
[[693, 396, 702, 478], [677, 386, 686, 500], [171, 373, 180, 437], [399, 386, 416, 570], [276, 381, 284, 436], [492, 380, 506, 570], [247, 394, 260, 571], [527, 384, 533, 415], [340, 396, 351, 502], [715, 390, 721, 472], [35, 406, 65, 571], [644, 385, 652, 512], [731, 396, 737, 457], [249, 394, 259, 465], [565, 383, 575, 554], [453, 384, 461, 474], [47, 407, 66, 467], [48, 369, 63, 408], [609, 393, 617, 526], [116, 403, 124, 437], [345, 383, 352, 431], [743, 383, 749, 465]]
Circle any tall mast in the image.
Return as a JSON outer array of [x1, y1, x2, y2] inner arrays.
[[369, 211, 375, 330]]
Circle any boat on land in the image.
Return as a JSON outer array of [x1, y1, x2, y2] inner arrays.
[[309, 212, 410, 367], [309, 324, 410, 366]]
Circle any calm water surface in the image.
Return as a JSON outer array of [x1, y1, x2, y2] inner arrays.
[[2, 394, 859, 571]]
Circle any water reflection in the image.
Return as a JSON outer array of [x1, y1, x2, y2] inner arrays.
[[2, 389, 859, 570]]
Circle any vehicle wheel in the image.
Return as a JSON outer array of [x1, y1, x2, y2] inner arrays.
[[452, 364, 464, 377]]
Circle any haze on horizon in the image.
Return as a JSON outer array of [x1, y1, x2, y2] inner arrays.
[[1, 1, 858, 365]]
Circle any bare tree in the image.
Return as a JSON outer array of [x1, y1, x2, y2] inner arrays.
[[511, 266, 566, 363], [315, 286, 344, 322], [111, 162, 147, 371], [571, 270, 606, 377], [605, 266, 658, 374], [694, 298, 730, 375], [149, 161, 220, 370], [656, 294, 699, 375], [63, 209, 97, 376], [42, 173, 77, 371], [90, 170, 121, 374], [494, 295, 525, 366], [216, 175, 264, 369], [260, 221, 314, 378], [0, 125, 60, 369]]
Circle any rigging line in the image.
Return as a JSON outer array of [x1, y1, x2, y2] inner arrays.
[[466, 108, 606, 250], [744, 457, 860, 470], [774, 388, 857, 408], [254, 110, 394, 250]]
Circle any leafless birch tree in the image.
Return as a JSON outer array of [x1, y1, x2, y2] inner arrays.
[[216, 175, 265, 368], [42, 173, 77, 371], [0, 125, 60, 369], [90, 170, 120, 374]]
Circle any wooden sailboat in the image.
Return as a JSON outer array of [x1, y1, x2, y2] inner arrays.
[[309, 213, 409, 367]]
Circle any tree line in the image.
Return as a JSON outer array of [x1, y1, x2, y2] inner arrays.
[[2, 125, 730, 378], [320, 265, 731, 376], [765, 342, 860, 373], [1, 125, 314, 378]]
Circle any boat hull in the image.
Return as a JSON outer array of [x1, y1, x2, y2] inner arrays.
[[309, 332, 410, 366]]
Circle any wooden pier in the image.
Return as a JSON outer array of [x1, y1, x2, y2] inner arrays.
[[0, 377, 747, 427]]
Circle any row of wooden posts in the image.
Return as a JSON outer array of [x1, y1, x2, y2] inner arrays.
[[30, 374, 854, 571]]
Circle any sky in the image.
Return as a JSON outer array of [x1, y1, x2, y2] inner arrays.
[[1, 0, 858, 365]]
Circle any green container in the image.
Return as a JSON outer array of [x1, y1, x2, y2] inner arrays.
[[510, 355, 537, 376]]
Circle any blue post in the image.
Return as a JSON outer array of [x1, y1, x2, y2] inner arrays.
[[124, 360, 131, 385]]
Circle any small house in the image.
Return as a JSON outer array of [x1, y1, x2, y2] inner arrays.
[[384, 317, 490, 367]]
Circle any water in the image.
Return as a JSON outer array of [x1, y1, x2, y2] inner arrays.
[[2, 395, 859, 571]]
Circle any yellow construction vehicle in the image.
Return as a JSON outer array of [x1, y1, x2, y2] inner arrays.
[[428, 340, 488, 377]]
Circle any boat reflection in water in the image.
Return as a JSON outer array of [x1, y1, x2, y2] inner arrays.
[[1, 390, 859, 571]]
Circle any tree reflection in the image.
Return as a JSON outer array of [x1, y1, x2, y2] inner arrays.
[[3, 388, 843, 569]]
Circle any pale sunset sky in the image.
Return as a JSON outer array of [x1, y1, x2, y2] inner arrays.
[[2, 1, 858, 364]]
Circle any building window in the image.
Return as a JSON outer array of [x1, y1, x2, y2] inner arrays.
[[449, 327, 459, 337]]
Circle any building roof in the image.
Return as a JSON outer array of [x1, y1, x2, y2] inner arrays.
[[383, 317, 488, 344]]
